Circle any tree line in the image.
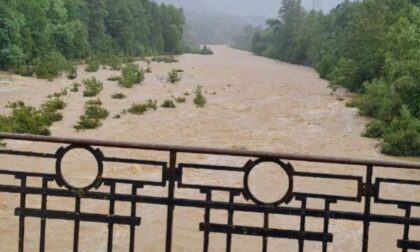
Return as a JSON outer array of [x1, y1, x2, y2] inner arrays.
[[0, 0, 185, 75], [250, 0, 420, 157]]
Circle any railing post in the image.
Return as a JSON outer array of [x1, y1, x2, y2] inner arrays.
[[362, 165, 373, 252], [165, 151, 177, 252]]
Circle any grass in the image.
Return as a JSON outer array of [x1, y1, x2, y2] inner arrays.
[[194, 85, 207, 108], [111, 93, 126, 99], [167, 69, 181, 83], [128, 100, 157, 115], [161, 99, 176, 108], [82, 77, 103, 97]]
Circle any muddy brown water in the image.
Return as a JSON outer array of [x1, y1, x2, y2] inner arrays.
[[0, 46, 419, 251]]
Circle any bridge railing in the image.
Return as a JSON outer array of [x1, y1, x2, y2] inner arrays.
[[0, 133, 419, 251]]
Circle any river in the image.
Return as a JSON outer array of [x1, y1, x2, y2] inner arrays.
[[0, 46, 418, 251]]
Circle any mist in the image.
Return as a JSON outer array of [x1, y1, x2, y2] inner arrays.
[[200, 0, 344, 17], [155, 0, 345, 18]]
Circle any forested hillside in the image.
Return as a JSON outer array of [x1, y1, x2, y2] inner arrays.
[[251, 0, 420, 156], [0, 0, 184, 75]]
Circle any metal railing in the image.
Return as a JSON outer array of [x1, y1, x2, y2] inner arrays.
[[0, 133, 419, 251]]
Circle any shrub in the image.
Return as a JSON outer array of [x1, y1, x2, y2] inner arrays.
[[83, 77, 103, 97], [378, 106, 420, 156], [33, 51, 68, 81], [184, 92, 190, 96], [363, 120, 387, 138], [74, 101, 109, 130], [86, 99, 102, 106], [174, 96, 186, 103], [119, 64, 145, 88], [111, 93, 126, 99], [128, 100, 157, 115], [107, 76, 121, 81], [47, 88, 68, 98], [151, 56, 178, 63], [74, 116, 101, 130], [0, 102, 52, 135], [161, 99, 176, 108], [106, 55, 124, 70], [353, 79, 401, 122], [128, 103, 148, 115], [200, 46, 214, 55], [145, 99, 158, 111], [67, 65, 77, 79], [167, 70, 181, 83], [42, 98, 66, 111], [146, 63, 152, 73], [329, 58, 361, 92], [85, 60, 100, 72], [84, 104, 109, 119], [15, 65, 33, 77], [193, 85, 207, 108], [70, 83, 80, 92]]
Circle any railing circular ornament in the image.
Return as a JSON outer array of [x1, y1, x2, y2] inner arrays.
[[55, 145, 104, 193], [243, 158, 294, 206]]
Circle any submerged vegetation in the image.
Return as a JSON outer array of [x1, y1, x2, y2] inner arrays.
[[161, 99, 176, 108], [193, 86, 207, 108], [128, 100, 158, 115], [250, 0, 420, 156], [167, 70, 181, 83], [83, 77, 103, 97], [0, 95, 66, 136], [0, 0, 185, 79], [119, 64, 145, 88], [74, 102, 109, 130]]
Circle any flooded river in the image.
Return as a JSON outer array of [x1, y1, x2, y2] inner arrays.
[[0, 46, 418, 251]]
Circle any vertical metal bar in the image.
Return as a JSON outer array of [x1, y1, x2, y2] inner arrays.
[[129, 185, 137, 252], [39, 178, 49, 252], [165, 151, 177, 252], [298, 198, 307, 252], [262, 211, 269, 252], [362, 165, 373, 252], [18, 176, 27, 252], [73, 197, 81, 252], [226, 192, 235, 252], [322, 200, 333, 252], [203, 191, 212, 252], [400, 205, 411, 252], [107, 183, 116, 252]]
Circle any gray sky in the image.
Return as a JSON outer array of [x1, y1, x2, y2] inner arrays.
[[197, 0, 344, 17]]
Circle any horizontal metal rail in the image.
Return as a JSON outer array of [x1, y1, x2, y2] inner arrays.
[[1, 133, 419, 169]]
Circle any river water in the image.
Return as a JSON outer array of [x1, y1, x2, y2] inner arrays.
[[0, 46, 418, 251]]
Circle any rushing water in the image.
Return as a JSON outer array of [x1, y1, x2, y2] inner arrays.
[[0, 46, 419, 251]]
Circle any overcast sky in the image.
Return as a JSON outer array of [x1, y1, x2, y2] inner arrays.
[[196, 0, 344, 17]]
